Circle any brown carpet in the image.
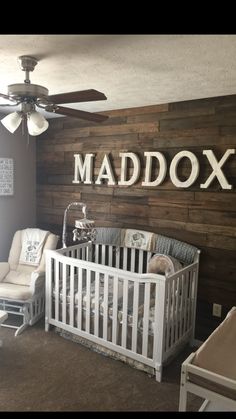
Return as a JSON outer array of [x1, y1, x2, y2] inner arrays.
[[0, 319, 201, 411]]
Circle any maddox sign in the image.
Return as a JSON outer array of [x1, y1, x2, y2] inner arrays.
[[73, 149, 235, 190]]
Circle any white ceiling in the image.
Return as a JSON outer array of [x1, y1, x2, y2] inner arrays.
[[1, 34, 236, 118]]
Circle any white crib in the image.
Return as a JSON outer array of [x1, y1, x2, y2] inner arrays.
[[45, 232, 200, 382]]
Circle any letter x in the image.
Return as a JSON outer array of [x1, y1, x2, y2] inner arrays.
[[200, 149, 235, 190]]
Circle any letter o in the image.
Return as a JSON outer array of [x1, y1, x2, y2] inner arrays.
[[170, 151, 199, 188]]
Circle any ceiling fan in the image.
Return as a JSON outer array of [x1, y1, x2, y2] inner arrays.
[[0, 56, 108, 136]]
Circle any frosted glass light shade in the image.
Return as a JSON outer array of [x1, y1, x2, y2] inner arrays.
[[27, 111, 49, 136], [1, 112, 22, 133]]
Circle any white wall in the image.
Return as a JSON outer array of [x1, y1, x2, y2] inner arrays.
[[0, 117, 36, 261]]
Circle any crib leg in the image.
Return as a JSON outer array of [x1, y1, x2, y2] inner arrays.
[[45, 317, 50, 332], [155, 366, 162, 382]]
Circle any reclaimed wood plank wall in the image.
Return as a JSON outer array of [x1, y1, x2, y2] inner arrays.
[[36, 94, 236, 340]]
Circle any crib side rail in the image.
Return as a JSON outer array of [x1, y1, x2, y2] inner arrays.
[[45, 249, 166, 371], [56, 242, 92, 261], [163, 261, 199, 358]]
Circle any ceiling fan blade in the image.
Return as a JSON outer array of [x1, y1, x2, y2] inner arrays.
[[0, 93, 19, 106], [47, 105, 108, 123], [48, 89, 107, 104]]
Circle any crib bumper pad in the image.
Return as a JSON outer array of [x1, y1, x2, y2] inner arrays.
[[94, 227, 198, 265]]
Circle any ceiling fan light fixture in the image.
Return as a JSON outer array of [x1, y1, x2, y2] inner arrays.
[[0, 55, 108, 135], [27, 111, 49, 136], [1, 111, 22, 133]]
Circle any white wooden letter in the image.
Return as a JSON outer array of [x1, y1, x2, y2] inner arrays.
[[118, 152, 141, 186], [200, 149, 235, 190], [142, 152, 167, 186], [170, 151, 199, 188], [95, 154, 116, 185], [73, 154, 94, 184]]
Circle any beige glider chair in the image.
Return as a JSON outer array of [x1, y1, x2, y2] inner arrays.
[[0, 229, 59, 336]]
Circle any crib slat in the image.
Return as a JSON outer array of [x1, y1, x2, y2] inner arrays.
[[69, 265, 75, 327], [103, 273, 109, 340], [108, 246, 113, 267], [55, 260, 59, 321], [170, 279, 176, 346], [152, 285, 159, 361], [86, 244, 92, 262], [174, 275, 180, 342], [101, 245, 106, 265], [77, 267, 82, 329], [112, 276, 118, 344], [142, 283, 150, 357], [95, 245, 99, 264], [94, 271, 100, 337], [46, 256, 53, 324], [131, 249, 135, 273], [183, 272, 188, 333], [131, 281, 139, 353], [121, 278, 128, 348], [166, 280, 171, 350], [85, 270, 91, 333], [71, 249, 76, 259], [62, 263, 67, 324], [187, 270, 193, 330], [115, 248, 120, 269], [138, 250, 144, 273], [123, 247, 128, 270], [179, 274, 184, 338]]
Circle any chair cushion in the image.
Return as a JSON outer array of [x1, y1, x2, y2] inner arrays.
[[37, 233, 59, 272], [3, 270, 32, 286], [0, 283, 32, 300], [8, 229, 59, 272], [8, 230, 22, 270]]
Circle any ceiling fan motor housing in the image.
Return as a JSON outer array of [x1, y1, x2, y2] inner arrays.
[[7, 83, 49, 100]]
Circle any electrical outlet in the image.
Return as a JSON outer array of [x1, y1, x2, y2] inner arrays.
[[213, 303, 222, 318]]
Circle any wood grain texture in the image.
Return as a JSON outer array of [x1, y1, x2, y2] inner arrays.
[[36, 95, 236, 340]]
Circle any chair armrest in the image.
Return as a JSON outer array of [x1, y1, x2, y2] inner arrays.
[[0, 262, 10, 282], [30, 270, 45, 295]]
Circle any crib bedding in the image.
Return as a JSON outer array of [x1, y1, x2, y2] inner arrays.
[[52, 278, 147, 330], [52, 276, 190, 336]]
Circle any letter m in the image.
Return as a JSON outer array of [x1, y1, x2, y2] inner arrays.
[[73, 154, 95, 184]]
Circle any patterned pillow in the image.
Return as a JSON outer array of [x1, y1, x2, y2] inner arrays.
[[147, 254, 182, 276]]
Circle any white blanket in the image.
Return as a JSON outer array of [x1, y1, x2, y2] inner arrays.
[[122, 229, 155, 251], [19, 229, 49, 266]]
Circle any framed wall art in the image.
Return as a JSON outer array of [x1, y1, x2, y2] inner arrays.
[[0, 158, 14, 196]]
